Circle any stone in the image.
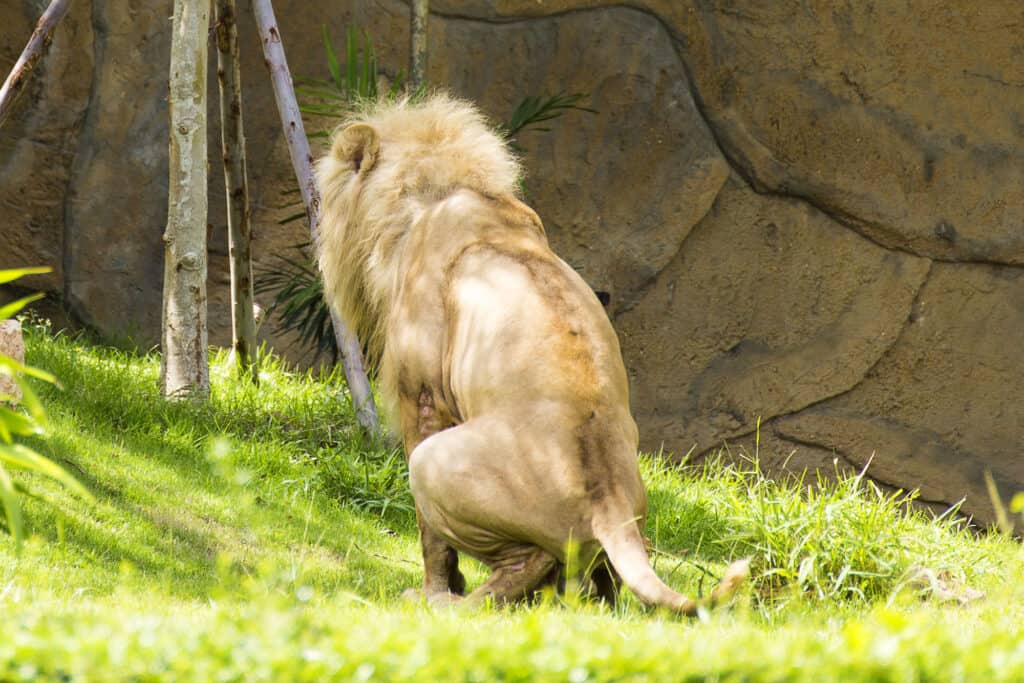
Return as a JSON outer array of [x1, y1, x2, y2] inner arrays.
[[0, 320, 25, 402], [0, 0, 94, 294], [617, 176, 931, 454], [774, 263, 1024, 524], [665, 1, 1024, 264]]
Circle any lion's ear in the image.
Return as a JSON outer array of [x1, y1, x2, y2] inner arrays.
[[332, 123, 380, 175]]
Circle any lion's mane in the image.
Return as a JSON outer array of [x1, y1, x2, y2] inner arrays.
[[315, 94, 523, 370]]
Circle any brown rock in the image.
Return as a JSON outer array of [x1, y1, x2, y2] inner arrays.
[[713, 426, 848, 484], [0, 0, 94, 293], [0, 320, 25, 402], [775, 263, 1024, 524], [617, 176, 931, 455], [58, 3, 176, 337], [667, 2, 1024, 264]]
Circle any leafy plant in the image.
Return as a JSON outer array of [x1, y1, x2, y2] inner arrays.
[[254, 246, 335, 363], [0, 267, 91, 550], [261, 26, 595, 359], [500, 92, 595, 151], [644, 449, 980, 611], [311, 444, 414, 518], [294, 25, 408, 131]]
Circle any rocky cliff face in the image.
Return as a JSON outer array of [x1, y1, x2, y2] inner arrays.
[[2, 0, 1021, 524]]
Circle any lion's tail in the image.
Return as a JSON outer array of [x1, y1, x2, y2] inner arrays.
[[593, 512, 749, 616]]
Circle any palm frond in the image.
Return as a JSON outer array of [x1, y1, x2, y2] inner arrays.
[[255, 248, 337, 361], [501, 92, 596, 142]]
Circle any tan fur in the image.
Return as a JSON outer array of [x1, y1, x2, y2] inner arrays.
[[316, 93, 748, 613], [317, 96, 521, 378]]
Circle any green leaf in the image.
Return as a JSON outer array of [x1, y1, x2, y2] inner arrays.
[[0, 461, 24, 550], [294, 75, 335, 86], [502, 92, 596, 141], [277, 211, 309, 226], [0, 405, 42, 442], [408, 82, 428, 103], [361, 30, 374, 99], [0, 442, 93, 501], [255, 248, 337, 359], [0, 412, 11, 444], [322, 25, 343, 93], [0, 292, 45, 320], [16, 377, 45, 421], [368, 43, 378, 100], [0, 355, 59, 386], [295, 84, 347, 101], [299, 103, 346, 116], [0, 267, 51, 286], [346, 25, 358, 97], [1010, 492, 1024, 514], [388, 69, 407, 98]]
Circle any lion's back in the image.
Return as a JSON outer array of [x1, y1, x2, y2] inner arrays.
[[441, 231, 629, 421]]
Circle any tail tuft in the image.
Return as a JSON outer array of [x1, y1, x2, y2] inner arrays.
[[594, 515, 749, 617], [708, 558, 751, 607]]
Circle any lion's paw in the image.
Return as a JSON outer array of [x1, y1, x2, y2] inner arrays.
[[426, 591, 465, 609]]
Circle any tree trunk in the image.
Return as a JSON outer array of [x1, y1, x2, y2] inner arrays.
[[409, 0, 429, 91], [251, 0, 380, 435], [161, 0, 210, 400], [0, 0, 73, 128], [214, 0, 257, 383]]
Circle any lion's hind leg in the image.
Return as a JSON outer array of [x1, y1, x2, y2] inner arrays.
[[409, 417, 565, 608], [399, 389, 467, 599], [430, 547, 556, 609], [588, 560, 622, 608]]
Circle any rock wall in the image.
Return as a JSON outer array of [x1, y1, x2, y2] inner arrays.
[[1, 0, 1021, 524]]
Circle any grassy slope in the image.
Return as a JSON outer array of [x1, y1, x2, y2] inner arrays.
[[1, 324, 1023, 681]]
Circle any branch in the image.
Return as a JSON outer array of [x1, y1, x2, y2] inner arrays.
[[214, 0, 258, 383], [0, 0, 73, 128], [161, 0, 210, 400], [251, 0, 381, 436], [409, 0, 429, 91]]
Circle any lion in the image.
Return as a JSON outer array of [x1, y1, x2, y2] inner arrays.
[[316, 94, 749, 613]]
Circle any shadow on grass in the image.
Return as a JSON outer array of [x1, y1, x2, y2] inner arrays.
[[21, 431, 420, 602], [13, 333, 421, 603]]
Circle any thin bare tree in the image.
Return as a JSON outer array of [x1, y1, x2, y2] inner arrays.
[[0, 0, 73, 128], [214, 0, 258, 383], [161, 0, 211, 400], [251, 0, 380, 435], [409, 0, 429, 91]]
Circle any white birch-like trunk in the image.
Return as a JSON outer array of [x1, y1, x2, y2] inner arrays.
[[0, 0, 73, 128], [252, 0, 380, 435], [214, 0, 257, 383], [161, 0, 210, 400], [409, 0, 429, 91]]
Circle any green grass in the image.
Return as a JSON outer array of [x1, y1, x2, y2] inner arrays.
[[1, 322, 1022, 681]]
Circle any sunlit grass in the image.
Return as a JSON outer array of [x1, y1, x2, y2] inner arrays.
[[0, 323, 1021, 681]]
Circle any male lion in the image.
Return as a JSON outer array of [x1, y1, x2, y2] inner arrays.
[[316, 94, 748, 614]]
